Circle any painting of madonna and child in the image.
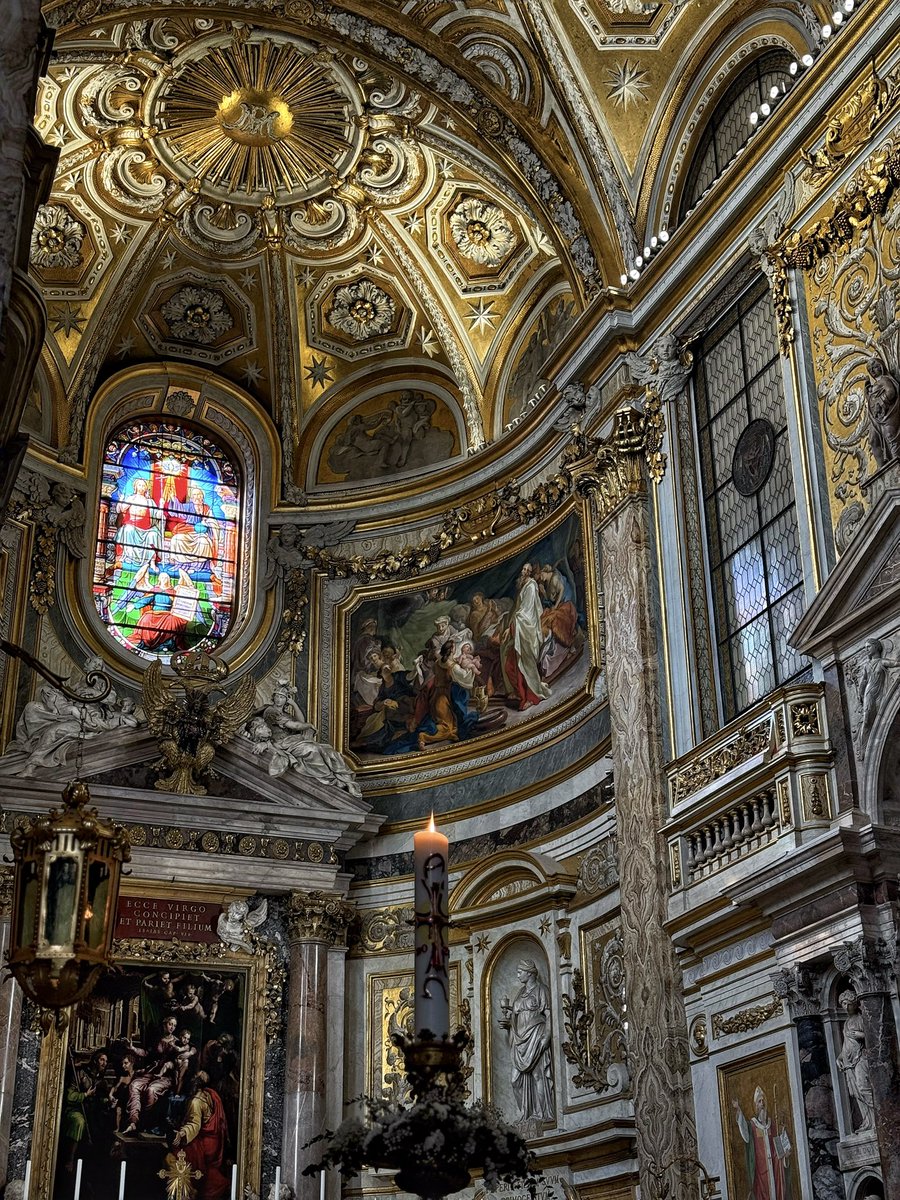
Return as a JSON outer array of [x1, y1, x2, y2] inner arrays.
[[52, 964, 245, 1200], [93, 420, 241, 663], [347, 512, 590, 760]]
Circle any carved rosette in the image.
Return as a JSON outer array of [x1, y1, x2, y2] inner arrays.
[[287, 890, 356, 945]]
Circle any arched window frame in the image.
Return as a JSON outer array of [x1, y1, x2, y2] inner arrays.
[[678, 47, 795, 223], [64, 365, 278, 678]]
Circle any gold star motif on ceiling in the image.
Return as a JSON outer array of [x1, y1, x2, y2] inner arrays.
[[238, 267, 257, 290], [49, 303, 85, 336], [466, 299, 496, 334], [606, 60, 650, 109], [419, 327, 439, 358], [240, 360, 265, 385], [539, 916, 552, 935], [403, 212, 425, 236], [305, 356, 333, 388], [161, 39, 351, 200], [475, 933, 491, 952], [298, 266, 317, 288]]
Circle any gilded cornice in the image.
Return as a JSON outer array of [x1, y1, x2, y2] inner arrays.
[[711, 996, 784, 1039], [565, 407, 648, 523], [287, 889, 356, 944]]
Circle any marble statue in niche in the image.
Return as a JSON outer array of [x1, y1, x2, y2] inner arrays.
[[836, 988, 876, 1133], [498, 959, 555, 1124], [865, 356, 900, 468]]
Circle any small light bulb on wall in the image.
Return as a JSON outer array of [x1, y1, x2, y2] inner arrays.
[[620, 273, 629, 286], [650, 235, 658, 248], [760, 103, 771, 117], [822, 23, 832, 37], [659, 229, 670, 243], [802, 53, 814, 67], [750, 111, 759, 125], [629, 268, 640, 280], [789, 61, 798, 75]]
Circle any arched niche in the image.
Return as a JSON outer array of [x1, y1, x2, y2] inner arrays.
[[482, 932, 557, 1132], [63, 363, 280, 680]]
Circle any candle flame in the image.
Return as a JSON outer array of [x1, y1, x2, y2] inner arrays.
[[428, 812, 436, 833]]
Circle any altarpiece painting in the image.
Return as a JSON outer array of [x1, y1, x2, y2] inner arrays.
[[31, 947, 267, 1200]]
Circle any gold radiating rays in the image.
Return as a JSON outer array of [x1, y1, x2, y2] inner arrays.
[[160, 39, 353, 200]]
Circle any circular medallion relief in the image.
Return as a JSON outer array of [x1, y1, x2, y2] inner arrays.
[[732, 418, 776, 496], [147, 32, 365, 208]]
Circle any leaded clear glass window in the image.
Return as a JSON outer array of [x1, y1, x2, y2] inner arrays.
[[93, 420, 241, 661], [679, 50, 794, 221], [695, 279, 805, 720]]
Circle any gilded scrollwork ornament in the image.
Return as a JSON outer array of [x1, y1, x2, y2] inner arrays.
[[8, 471, 87, 613]]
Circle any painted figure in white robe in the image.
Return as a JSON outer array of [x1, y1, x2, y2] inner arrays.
[[502, 564, 551, 710]]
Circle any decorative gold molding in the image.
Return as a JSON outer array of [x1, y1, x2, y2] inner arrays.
[[0, 863, 13, 917], [350, 904, 415, 955], [711, 996, 783, 1039], [670, 717, 771, 803], [287, 889, 356, 945], [305, 407, 653, 582], [801, 62, 900, 185], [771, 141, 900, 353]]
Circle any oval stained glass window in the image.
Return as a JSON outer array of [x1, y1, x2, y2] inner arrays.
[[93, 420, 241, 661]]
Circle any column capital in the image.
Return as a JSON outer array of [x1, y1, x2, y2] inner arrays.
[[771, 965, 823, 1020], [287, 890, 355, 946], [0, 864, 13, 918], [563, 408, 648, 523], [833, 935, 897, 997]]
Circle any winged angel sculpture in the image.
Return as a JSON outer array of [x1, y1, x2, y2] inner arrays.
[[142, 653, 257, 796]]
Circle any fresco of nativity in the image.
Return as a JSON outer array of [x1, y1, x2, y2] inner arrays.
[[347, 512, 588, 759]]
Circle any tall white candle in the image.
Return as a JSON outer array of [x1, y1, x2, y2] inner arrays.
[[73, 1159, 83, 1200], [22, 1160, 31, 1200], [320, 1170, 326, 1200], [230, 1163, 237, 1200], [118, 1161, 126, 1200], [274, 1165, 281, 1200], [413, 813, 450, 1038]]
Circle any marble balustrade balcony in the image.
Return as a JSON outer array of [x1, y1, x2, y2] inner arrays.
[[664, 683, 836, 904]]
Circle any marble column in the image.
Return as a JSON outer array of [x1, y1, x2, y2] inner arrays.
[[773, 967, 845, 1200], [283, 891, 355, 1200], [833, 936, 900, 1200], [570, 409, 698, 1199], [0, 866, 22, 1191]]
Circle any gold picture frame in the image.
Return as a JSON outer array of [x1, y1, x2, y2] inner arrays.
[[28, 937, 278, 1200], [329, 497, 603, 778], [717, 1046, 800, 1200]]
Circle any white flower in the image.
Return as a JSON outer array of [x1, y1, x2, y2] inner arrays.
[[161, 285, 233, 345], [449, 197, 515, 266], [30, 204, 85, 269], [328, 278, 395, 341]]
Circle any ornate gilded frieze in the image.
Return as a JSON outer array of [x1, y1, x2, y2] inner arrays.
[[287, 889, 356, 945], [350, 905, 415, 955], [0, 863, 13, 916], [670, 716, 771, 804], [711, 996, 784, 1039]]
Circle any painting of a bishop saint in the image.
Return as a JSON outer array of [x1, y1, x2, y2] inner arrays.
[[720, 1051, 797, 1200]]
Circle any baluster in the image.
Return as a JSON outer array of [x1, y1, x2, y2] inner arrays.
[[761, 791, 776, 831], [750, 796, 763, 835]]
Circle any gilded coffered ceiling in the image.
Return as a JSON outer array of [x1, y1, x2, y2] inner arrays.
[[29, 0, 823, 505]]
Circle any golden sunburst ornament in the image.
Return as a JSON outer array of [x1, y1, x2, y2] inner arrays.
[[155, 34, 361, 204]]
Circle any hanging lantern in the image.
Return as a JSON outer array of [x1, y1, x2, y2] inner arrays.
[[8, 779, 130, 1011]]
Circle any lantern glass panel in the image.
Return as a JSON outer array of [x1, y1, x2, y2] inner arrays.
[[84, 861, 110, 950], [42, 854, 81, 948], [15, 861, 39, 950]]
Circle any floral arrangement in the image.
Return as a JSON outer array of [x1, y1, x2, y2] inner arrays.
[[304, 1034, 541, 1200]]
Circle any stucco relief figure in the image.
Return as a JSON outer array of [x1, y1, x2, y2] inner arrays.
[[849, 637, 898, 757], [327, 392, 455, 482], [837, 989, 876, 1133], [245, 678, 360, 796], [865, 357, 900, 468], [731, 1087, 792, 1199], [498, 959, 555, 1124], [4, 683, 139, 776]]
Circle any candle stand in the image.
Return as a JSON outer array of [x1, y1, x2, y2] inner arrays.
[[303, 1028, 539, 1200]]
